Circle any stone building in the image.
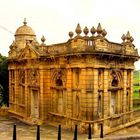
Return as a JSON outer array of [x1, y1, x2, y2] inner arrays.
[[8, 20, 139, 133]]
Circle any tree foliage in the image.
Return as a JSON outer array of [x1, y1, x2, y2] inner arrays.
[[0, 54, 9, 106]]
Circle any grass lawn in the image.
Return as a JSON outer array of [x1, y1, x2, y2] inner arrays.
[[133, 91, 139, 99]]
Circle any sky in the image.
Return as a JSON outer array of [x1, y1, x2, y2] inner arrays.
[[0, 0, 140, 69]]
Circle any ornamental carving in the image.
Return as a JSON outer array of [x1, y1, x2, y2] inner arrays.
[[28, 69, 39, 86], [19, 70, 25, 84], [51, 68, 66, 86], [109, 69, 123, 87]]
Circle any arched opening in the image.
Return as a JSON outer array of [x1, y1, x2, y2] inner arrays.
[[56, 79, 63, 86], [112, 78, 118, 87]]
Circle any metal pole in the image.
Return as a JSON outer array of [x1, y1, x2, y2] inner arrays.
[[36, 125, 40, 140], [73, 124, 78, 140], [58, 124, 61, 140], [88, 123, 92, 139], [13, 124, 16, 140]]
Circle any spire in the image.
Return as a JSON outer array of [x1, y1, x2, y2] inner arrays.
[[23, 18, 27, 25]]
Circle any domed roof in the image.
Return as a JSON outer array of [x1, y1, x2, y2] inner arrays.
[[15, 19, 36, 36]]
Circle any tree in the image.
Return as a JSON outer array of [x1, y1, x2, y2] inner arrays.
[[0, 54, 9, 106]]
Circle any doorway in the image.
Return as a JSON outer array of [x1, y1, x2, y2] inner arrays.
[[31, 89, 39, 119]]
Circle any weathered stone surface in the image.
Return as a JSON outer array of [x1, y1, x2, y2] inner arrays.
[[8, 21, 139, 134]]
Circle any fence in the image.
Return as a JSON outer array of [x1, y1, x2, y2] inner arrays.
[[12, 123, 104, 140]]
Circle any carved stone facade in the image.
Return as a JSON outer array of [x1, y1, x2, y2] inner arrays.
[[8, 20, 139, 134]]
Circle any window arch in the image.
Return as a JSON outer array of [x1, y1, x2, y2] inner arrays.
[[112, 78, 118, 87], [56, 79, 63, 86]]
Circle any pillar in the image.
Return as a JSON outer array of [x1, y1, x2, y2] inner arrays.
[[80, 68, 86, 120], [123, 70, 127, 113], [103, 69, 109, 117], [93, 68, 98, 119]]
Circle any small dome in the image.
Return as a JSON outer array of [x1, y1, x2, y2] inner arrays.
[[15, 19, 36, 36]]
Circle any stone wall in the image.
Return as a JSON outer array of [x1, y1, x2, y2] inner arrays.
[[0, 107, 9, 116]]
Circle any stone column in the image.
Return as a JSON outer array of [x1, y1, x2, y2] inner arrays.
[[93, 68, 98, 134], [66, 68, 73, 117], [103, 69, 109, 117], [93, 68, 98, 119], [39, 68, 44, 120], [122, 69, 127, 124], [123, 70, 127, 113], [130, 70, 134, 111], [44, 69, 51, 115], [80, 68, 86, 120], [14, 69, 19, 113], [25, 69, 28, 117], [117, 90, 121, 114], [86, 68, 94, 121], [9, 70, 12, 110]]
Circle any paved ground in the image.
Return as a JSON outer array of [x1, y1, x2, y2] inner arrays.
[[1, 116, 140, 140], [0, 116, 88, 140]]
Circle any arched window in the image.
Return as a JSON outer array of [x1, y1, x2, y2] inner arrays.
[[56, 79, 63, 86], [112, 78, 118, 87]]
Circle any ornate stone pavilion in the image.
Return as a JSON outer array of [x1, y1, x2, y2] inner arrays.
[[8, 20, 139, 133]]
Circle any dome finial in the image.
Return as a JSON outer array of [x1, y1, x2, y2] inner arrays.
[[97, 23, 102, 35], [41, 35, 46, 43], [75, 23, 82, 36], [23, 18, 27, 25], [83, 26, 89, 36]]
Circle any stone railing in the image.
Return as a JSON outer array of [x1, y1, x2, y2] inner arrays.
[[46, 39, 138, 58]]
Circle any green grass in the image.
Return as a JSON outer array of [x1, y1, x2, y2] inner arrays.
[[134, 71, 140, 82], [134, 85, 140, 91], [133, 71, 140, 109], [133, 104, 140, 110], [133, 91, 139, 99], [133, 70, 140, 99]]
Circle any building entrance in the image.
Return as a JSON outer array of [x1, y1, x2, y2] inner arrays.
[[31, 90, 39, 119]]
